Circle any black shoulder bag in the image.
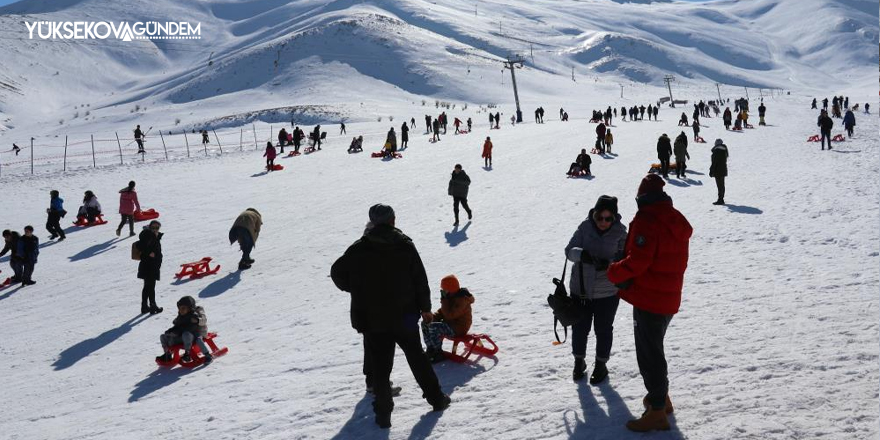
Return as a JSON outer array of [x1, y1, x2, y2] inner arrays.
[[547, 257, 583, 344]]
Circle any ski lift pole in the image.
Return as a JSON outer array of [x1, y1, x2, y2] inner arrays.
[[30, 137, 34, 174], [253, 124, 258, 150], [212, 129, 223, 154], [90, 135, 96, 168], [63, 136, 68, 171], [183, 131, 191, 158], [159, 131, 169, 160], [115, 132, 123, 165]]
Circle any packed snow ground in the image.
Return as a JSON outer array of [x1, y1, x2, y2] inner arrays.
[[0, 90, 877, 439]]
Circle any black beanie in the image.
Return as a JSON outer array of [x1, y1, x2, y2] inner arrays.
[[593, 195, 618, 215], [369, 204, 395, 225], [177, 296, 196, 308]]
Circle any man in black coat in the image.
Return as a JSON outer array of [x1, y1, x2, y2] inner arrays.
[[817, 110, 834, 151], [448, 164, 472, 226], [136, 220, 164, 314], [709, 139, 729, 205], [331, 204, 450, 429], [656, 134, 673, 179]]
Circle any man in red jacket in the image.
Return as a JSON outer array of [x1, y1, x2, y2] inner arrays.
[[607, 174, 692, 432]]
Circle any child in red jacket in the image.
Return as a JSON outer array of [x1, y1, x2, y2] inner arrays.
[[421, 275, 475, 363]]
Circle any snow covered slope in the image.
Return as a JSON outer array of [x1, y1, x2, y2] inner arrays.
[[0, 0, 876, 140]]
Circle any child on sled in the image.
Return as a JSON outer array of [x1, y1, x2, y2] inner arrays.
[[421, 275, 475, 363], [156, 296, 213, 365]]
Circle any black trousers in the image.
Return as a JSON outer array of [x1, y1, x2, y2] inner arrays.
[[363, 324, 443, 416], [22, 261, 35, 282], [571, 295, 620, 362], [141, 278, 158, 309], [659, 157, 671, 177], [715, 176, 725, 201], [453, 196, 471, 221], [633, 307, 673, 410], [46, 212, 65, 239], [118, 214, 134, 235], [675, 157, 687, 178]]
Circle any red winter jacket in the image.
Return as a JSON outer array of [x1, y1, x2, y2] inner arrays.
[[118, 189, 141, 215], [607, 195, 692, 315]]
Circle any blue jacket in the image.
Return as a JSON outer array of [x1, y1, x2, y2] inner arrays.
[[50, 196, 64, 213], [843, 111, 856, 127], [16, 235, 39, 264]]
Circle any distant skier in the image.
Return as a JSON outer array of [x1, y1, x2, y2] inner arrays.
[[229, 208, 262, 270], [482, 137, 493, 168], [264, 142, 277, 170], [134, 125, 145, 153], [448, 164, 472, 226], [656, 134, 672, 179], [46, 190, 66, 241], [136, 220, 164, 315], [817, 110, 834, 150], [674, 132, 689, 179], [12, 143, 20, 155], [843, 109, 856, 138], [709, 139, 728, 205]]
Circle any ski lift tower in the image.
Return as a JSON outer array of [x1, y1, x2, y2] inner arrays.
[[664, 75, 676, 107], [503, 55, 525, 122]]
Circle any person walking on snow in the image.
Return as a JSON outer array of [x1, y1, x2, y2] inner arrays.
[[565, 195, 627, 384], [596, 122, 607, 152], [330, 204, 451, 429], [758, 103, 767, 126], [400, 122, 409, 149], [136, 220, 164, 315], [723, 108, 732, 130], [117, 181, 141, 237], [607, 174, 692, 432], [448, 164, 472, 226], [312, 125, 322, 150], [425, 115, 432, 133], [46, 190, 66, 241], [843, 109, 856, 138], [18, 225, 39, 286], [229, 208, 262, 270], [482, 137, 493, 168], [432, 119, 441, 142], [817, 110, 834, 150], [454, 118, 462, 134], [264, 142, 277, 170], [673, 132, 689, 179], [692, 119, 700, 140], [340, 122, 346, 135], [467, 117, 472, 132], [604, 130, 614, 154], [709, 139, 729, 205], [656, 134, 672, 179], [1, 230, 23, 283]]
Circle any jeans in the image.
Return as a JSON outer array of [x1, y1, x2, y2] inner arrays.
[[363, 323, 443, 417], [161, 331, 210, 355], [453, 196, 471, 222], [118, 214, 134, 235], [421, 321, 456, 351], [633, 308, 673, 410], [571, 295, 620, 362], [46, 212, 65, 239]]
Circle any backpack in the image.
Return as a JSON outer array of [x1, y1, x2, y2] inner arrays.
[[131, 242, 141, 261], [547, 258, 583, 343]]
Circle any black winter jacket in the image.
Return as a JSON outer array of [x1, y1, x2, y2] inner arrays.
[[657, 135, 672, 159], [137, 228, 163, 280], [448, 170, 471, 198]]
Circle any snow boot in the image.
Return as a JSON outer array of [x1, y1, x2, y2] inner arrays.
[[589, 361, 608, 385], [149, 306, 164, 315], [181, 351, 192, 363], [367, 382, 402, 397], [238, 262, 252, 271], [49, 234, 58, 240], [429, 394, 451, 412], [573, 357, 587, 381], [427, 348, 446, 364], [22, 280, 36, 286], [203, 353, 214, 366], [467, 210, 473, 220], [141, 304, 150, 314], [643, 395, 674, 415], [626, 408, 670, 432], [375, 413, 391, 429], [116, 228, 121, 237], [712, 199, 724, 205], [156, 352, 172, 363]]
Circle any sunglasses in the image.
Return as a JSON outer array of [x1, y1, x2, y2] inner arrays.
[[150, 225, 161, 231], [594, 215, 614, 223]]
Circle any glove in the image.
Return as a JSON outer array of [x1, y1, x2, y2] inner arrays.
[[614, 279, 634, 290], [580, 250, 594, 265], [593, 258, 610, 271]]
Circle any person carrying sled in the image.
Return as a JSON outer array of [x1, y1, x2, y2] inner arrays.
[[229, 208, 262, 270], [448, 164, 473, 226], [136, 220, 164, 315], [155, 296, 213, 365], [673, 132, 690, 179], [117, 181, 141, 237], [264, 142, 277, 170], [46, 190, 66, 241], [330, 204, 451, 429], [607, 174, 692, 432], [421, 275, 475, 363], [656, 134, 673, 179], [482, 137, 493, 168], [565, 195, 627, 384], [709, 139, 729, 205]]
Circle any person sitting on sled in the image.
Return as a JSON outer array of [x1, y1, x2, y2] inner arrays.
[[156, 296, 213, 365], [568, 149, 592, 176], [421, 275, 475, 363]]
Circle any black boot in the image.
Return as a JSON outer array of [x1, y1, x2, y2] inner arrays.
[[573, 357, 587, 381], [149, 306, 163, 315], [430, 394, 451, 411], [590, 361, 608, 385]]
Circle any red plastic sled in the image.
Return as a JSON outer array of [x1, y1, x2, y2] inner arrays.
[[287, 151, 301, 157], [731, 126, 743, 131], [175, 257, 221, 280], [73, 214, 108, 227], [807, 135, 820, 142], [303, 146, 317, 154], [0, 274, 11, 289], [267, 164, 284, 171], [567, 170, 590, 178], [745, 123, 755, 129], [155, 332, 229, 368], [832, 134, 846, 142], [371, 151, 403, 159], [133, 209, 160, 222], [441, 334, 499, 363], [695, 136, 706, 143]]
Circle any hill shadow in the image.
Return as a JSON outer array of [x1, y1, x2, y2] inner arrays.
[[725, 204, 763, 215], [198, 271, 242, 298], [408, 361, 490, 439], [68, 238, 120, 262], [53, 314, 151, 370], [444, 221, 471, 247], [129, 366, 199, 403]]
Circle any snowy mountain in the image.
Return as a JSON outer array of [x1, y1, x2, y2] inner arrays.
[[0, 0, 876, 138]]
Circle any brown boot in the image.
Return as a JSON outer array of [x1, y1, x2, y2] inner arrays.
[[626, 408, 670, 432], [643, 395, 674, 415]]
